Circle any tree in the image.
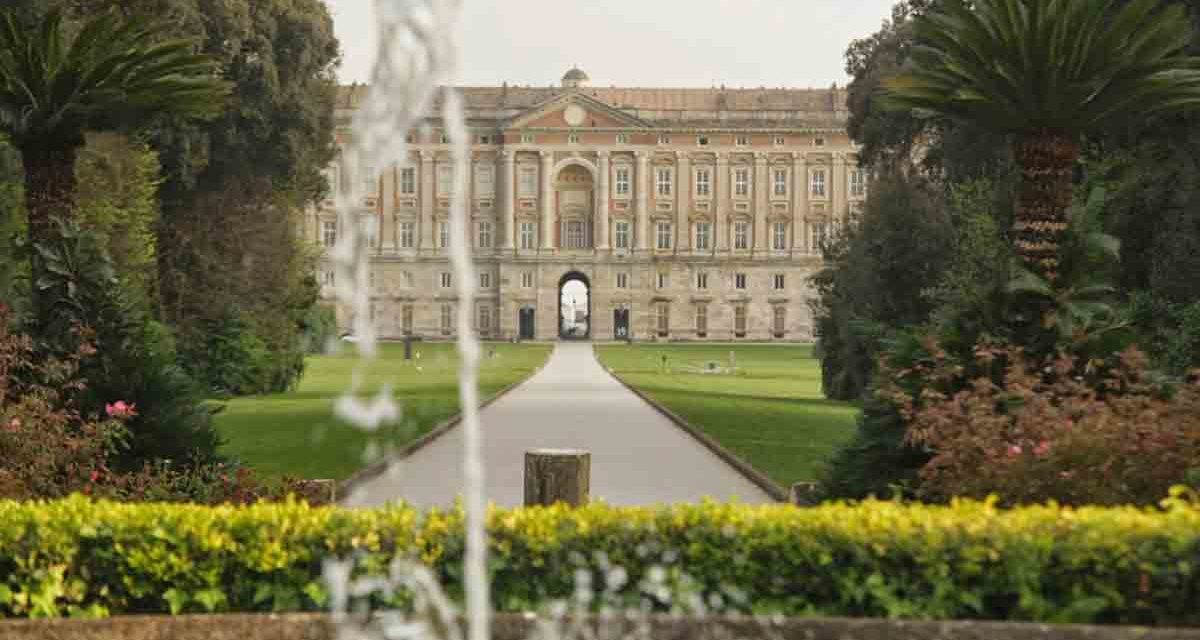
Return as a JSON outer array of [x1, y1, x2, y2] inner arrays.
[[0, 7, 227, 328], [884, 0, 1200, 282]]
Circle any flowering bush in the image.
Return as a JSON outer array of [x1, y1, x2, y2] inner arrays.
[[0, 303, 326, 505], [899, 340, 1200, 506]]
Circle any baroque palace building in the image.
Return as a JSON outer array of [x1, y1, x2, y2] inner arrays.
[[306, 68, 865, 341]]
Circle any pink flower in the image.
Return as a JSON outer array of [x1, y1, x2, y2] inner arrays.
[[1006, 445, 1023, 458], [1034, 440, 1051, 457], [105, 401, 137, 419]]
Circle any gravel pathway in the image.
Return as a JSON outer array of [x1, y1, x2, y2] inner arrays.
[[345, 341, 773, 507]]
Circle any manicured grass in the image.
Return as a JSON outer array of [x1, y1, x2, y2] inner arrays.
[[595, 344, 859, 487], [214, 342, 552, 480]]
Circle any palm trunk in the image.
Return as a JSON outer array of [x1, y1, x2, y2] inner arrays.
[[21, 142, 80, 330], [1012, 131, 1079, 282]]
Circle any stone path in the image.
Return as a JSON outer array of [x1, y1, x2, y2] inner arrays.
[[346, 341, 773, 507]]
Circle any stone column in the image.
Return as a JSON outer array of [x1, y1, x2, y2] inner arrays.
[[833, 153, 847, 226], [419, 151, 435, 253], [715, 153, 729, 252], [500, 150, 515, 251], [675, 151, 690, 253], [635, 151, 649, 251], [596, 151, 610, 251], [378, 168, 396, 253], [753, 152, 768, 253], [539, 151, 555, 250], [792, 152, 807, 252]]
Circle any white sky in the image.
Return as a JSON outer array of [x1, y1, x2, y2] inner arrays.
[[322, 0, 899, 88]]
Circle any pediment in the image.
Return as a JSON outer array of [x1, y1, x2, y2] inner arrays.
[[507, 92, 652, 130]]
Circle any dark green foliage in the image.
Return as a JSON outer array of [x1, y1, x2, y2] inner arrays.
[[810, 173, 955, 400], [300, 303, 337, 355], [29, 218, 219, 466], [1129, 293, 1200, 378]]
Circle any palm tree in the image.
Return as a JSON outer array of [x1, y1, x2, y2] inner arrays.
[[0, 8, 228, 326], [883, 0, 1200, 281]]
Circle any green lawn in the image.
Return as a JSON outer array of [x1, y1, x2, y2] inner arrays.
[[594, 344, 860, 487], [214, 342, 552, 480]]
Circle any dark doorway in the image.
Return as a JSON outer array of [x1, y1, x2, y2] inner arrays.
[[558, 271, 591, 340], [519, 307, 535, 340], [613, 307, 630, 340]]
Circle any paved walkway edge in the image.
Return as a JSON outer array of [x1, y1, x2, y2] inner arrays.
[[336, 352, 552, 501], [593, 345, 789, 502]]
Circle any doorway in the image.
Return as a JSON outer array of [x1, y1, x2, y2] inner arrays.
[[558, 271, 591, 339], [518, 307, 535, 340], [613, 307, 630, 340]]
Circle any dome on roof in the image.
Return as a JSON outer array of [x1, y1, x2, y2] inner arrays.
[[561, 67, 590, 88]]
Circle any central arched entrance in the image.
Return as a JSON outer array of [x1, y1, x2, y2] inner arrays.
[[558, 271, 591, 340]]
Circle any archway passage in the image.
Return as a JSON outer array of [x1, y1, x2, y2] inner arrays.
[[558, 271, 591, 340]]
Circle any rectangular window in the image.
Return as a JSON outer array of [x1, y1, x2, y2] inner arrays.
[[362, 165, 377, 193], [438, 165, 453, 195], [696, 304, 708, 336], [565, 220, 586, 249], [521, 272, 534, 288], [475, 165, 494, 196], [400, 221, 415, 248], [520, 134, 534, 144], [440, 272, 452, 288], [810, 221, 828, 253], [657, 272, 669, 289], [656, 168, 673, 197], [850, 169, 866, 197], [519, 221, 536, 249], [403, 271, 414, 288], [657, 134, 671, 145], [773, 136, 786, 146], [616, 272, 629, 289], [734, 221, 749, 250], [480, 272, 491, 289], [773, 306, 786, 337], [439, 222, 450, 248], [735, 135, 750, 147], [811, 169, 827, 197], [656, 222, 672, 250], [322, 270, 334, 287], [322, 220, 337, 247], [363, 217, 378, 248], [697, 272, 708, 290], [814, 136, 826, 147], [735, 305, 748, 336], [614, 221, 630, 249], [734, 168, 749, 197], [518, 167, 537, 197], [440, 134, 450, 144], [697, 135, 709, 146], [735, 273, 747, 290], [695, 223, 711, 251], [568, 133, 580, 145], [774, 168, 788, 196], [400, 167, 416, 195], [478, 135, 491, 145], [401, 305, 413, 335], [657, 304, 670, 336], [616, 133, 629, 144], [773, 222, 787, 251], [477, 221, 493, 249], [615, 167, 630, 196], [773, 273, 785, 290], [440, 304, 453, 335], [695, 168, 711, 197], [478, 304, 492, 334]]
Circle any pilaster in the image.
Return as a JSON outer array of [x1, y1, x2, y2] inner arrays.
[[753, 152, 768, 253], [539, 151, 555, 250], [635, 151, 649, 252], [792, 152, 807, 251], [675, 151, 691, 253], [715, 153, 729, 252], [500, 150, 516, 250], [596, 151, 611, 250], [419, 150, 435, 253]]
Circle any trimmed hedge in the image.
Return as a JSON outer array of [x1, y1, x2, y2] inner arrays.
[[0, 494, 1198, 624]]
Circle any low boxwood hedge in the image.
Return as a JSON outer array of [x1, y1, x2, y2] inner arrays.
[[0, 494, 1197, 624]]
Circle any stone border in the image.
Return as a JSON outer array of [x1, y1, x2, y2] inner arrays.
[[593, 345, 789, 502], [3, 612, 1197, 640], [336, 347, 552, 501]]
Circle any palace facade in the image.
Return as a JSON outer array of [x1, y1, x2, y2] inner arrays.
[[306, 68, 864, 341]]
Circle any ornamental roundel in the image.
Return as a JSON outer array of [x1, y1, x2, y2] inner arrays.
[[563, 104, 586, 126]]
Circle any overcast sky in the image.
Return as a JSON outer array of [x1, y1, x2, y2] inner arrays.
[[322, 0, 899, 89]]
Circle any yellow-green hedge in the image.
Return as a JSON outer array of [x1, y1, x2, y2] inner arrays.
[[0, 494, 1198, 624]]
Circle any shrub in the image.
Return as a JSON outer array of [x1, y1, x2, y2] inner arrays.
[[902, 343, 1200, 506], [0, 496, 1197, 624]]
